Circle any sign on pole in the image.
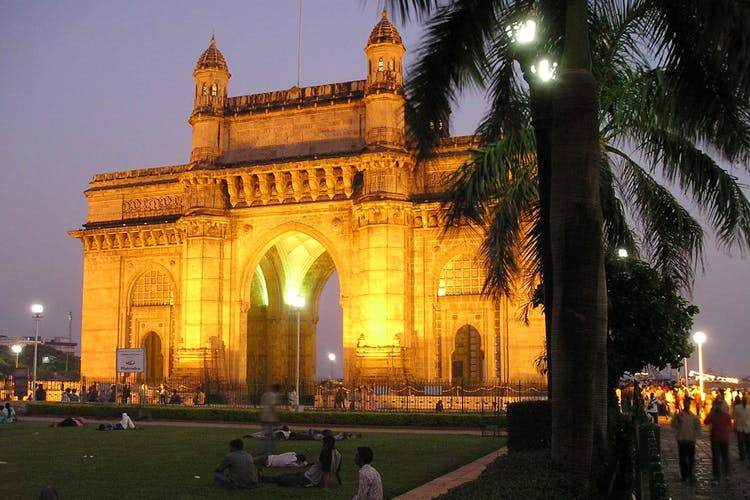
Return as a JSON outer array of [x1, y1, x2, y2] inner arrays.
[[116, 348, 146, 373]]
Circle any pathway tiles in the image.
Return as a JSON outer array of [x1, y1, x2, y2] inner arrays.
[[659, 419, 750, 500]]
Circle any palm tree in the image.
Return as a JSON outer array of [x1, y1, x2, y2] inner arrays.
[[386, 0, 750, 487]]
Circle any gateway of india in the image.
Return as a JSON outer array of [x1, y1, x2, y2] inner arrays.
[[70, 11, 544, 390]]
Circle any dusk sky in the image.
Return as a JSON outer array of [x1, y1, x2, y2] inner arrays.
[[1, 1, 748, 379]]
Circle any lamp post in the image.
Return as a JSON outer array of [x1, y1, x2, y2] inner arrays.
[[291, 295, 305, 411], [11, 344, 22, 368], [328, 352, 336, 380], [31, 303, 44, 400], [693, 331, 706, 399], [507, 12, 557, 394]]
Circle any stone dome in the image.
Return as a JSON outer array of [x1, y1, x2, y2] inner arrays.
[[196, 36, 228, 71], [367, 10, 403, 46]]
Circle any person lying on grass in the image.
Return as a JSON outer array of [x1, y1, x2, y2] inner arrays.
[[254, 451, 307, 468], [261, 435, 341, 489], [96, 412, 136, 430]]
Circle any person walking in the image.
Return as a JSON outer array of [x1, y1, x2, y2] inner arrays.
[[704, 399, 733, 484], [647, 392, 660, 424], [260, 384, 281, 453], [670, 397, 701, 481], [732, 394, 750, 460]]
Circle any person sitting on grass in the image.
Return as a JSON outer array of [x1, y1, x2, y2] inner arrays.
[[214, 438, 258, 489], [262, 435, 341, 489], [0, 402, 17, 423]]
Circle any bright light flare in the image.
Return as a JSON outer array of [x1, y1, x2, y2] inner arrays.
[[506, 19, 536, 45], [531, 59, 558, 81]]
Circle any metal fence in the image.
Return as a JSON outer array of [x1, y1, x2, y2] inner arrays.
[[1, 375, 547, 413]]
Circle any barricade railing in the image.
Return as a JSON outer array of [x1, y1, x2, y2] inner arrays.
[[2, 375, 547, 414]]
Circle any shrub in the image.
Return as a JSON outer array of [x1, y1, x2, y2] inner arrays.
[[506, 400, 550, 451], [23, 403, 504, 429]]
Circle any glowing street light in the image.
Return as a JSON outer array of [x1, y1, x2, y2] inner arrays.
[[693, 331, 707, 398], [328, 352, 336, 380], [11, 344, 22, 368], [505, 18, 536, 45], [616, 248, 629, 259], [290, 295, 305, 411], [31, 303, 44, 400]]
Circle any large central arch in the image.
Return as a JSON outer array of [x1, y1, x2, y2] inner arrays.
[[237, 223, 346, 390]]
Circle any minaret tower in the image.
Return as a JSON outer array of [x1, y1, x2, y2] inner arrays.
[[189, 36, 230, 164], [363, 10, 406, 149]]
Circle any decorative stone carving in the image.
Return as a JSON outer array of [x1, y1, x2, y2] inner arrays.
[[122, 195, 184, 219], [71, 225, 184, 252]]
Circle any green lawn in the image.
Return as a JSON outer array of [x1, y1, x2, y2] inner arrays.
[[0, 421, 503, 499]]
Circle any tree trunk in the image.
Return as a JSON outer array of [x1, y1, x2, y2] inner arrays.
[[548, 0, 608, 489]]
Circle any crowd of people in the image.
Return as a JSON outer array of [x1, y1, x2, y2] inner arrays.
[[211, 383, 383, 497], [212, 435, 382, 498], [627, 383, 750, 486]]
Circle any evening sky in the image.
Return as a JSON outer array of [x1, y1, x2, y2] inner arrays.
[[1, 0, 747, 378]]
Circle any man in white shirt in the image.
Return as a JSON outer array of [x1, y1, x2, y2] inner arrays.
[[353, 446, 382, 500]]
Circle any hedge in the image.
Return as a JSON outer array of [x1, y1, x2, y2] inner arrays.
[[23, 402, 506, 429]]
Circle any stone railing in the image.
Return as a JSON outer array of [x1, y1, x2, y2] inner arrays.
[[226, 80, 366, 115], [223, 162, 359, 207]]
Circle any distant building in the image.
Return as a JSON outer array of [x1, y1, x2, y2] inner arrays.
[[0, 335, 77, 354], [70, 11, 545, 388]]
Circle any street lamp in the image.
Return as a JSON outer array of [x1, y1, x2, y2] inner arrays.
[[31, 303, 44, 400], [507, 10, 557, 391], [290, 295, 305, 411], [11, 344, 22, 368], [328, 352, 336, 380], [693, 331, 706, 399]]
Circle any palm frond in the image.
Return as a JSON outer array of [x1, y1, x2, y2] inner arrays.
[[399, 1, 509, 152], [638, 130, 750, 252], [611, 147, 705, 289]]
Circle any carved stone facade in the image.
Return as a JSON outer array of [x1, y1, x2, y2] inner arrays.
[[70, 11, 544, 388]]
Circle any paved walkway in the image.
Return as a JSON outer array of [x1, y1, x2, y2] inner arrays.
[[394, 419, 750, 500], [392, 448, 506, 500], [658, 418, 750, 500]]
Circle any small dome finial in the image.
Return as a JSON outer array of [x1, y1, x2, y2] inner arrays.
[[196, 35, 228, 71], [367, 8, 403, 46]]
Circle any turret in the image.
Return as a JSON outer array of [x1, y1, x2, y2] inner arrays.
[[363, 10, 406, 149], [189, 36, 230, 164]]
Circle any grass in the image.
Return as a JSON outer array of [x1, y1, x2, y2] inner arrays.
[[437, 449, 588, 500], [0, 420, 504, 499]]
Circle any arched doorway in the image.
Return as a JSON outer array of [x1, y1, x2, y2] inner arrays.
[[451, 325, 484, 386], [245, 231, 338, 392], [142, 332, 164, 384]]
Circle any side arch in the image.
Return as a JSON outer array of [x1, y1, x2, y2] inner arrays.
[[124, 266, 178, 383], [451, 324, 485, 385]]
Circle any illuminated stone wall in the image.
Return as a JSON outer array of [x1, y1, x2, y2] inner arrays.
[[70, 12, 545, 388]]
